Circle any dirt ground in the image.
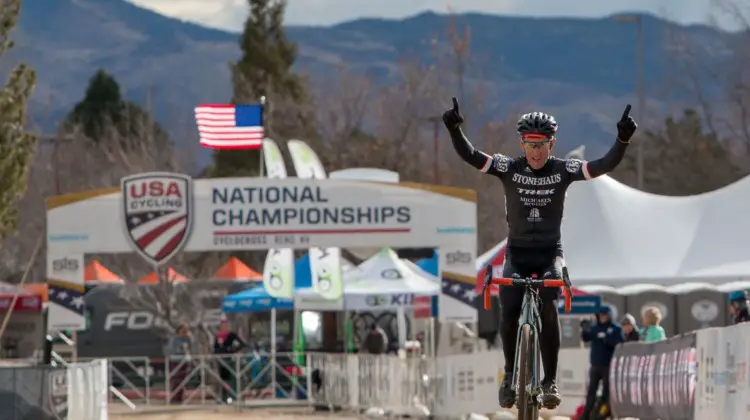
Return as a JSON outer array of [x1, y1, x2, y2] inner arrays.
[[108, 407, 361, 420], [107, 406, 575, 420]]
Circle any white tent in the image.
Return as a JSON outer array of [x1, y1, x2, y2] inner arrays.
[[344, 248, 440, 310], [562, 174, 750, 286]]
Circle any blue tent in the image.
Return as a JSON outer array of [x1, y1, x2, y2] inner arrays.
[[222, 255, 314, 313], [416, 251, 438, 276], [222, 286, 293, 313]]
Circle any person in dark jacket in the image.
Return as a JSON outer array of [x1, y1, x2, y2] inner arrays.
[[213, 318, 246, 403], [728, 290, 750, 324], [580, 306, 623, 420], [620, 314, 640, 342], [362, 324, 388, 354]]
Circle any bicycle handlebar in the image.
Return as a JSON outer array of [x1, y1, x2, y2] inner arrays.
[[481, 267, 573, 313]]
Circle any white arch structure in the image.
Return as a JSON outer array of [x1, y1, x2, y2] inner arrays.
[[45, 174, 478, 331]]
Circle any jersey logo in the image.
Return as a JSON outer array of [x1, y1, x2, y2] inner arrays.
[[527, 207, 542, 222], [494, 154, 510, 172], [566, 159, 583, 173]]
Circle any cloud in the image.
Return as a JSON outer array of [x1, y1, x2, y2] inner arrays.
[[128, 0, 733, 31]]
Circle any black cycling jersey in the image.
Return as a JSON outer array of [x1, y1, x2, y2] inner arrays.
[[449, 128, 629, 249]]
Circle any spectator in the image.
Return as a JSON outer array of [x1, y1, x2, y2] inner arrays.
[[640, 307, 666, 343], [213, 318, 246, 403], [165, 323, 192, 403], [620, 314, 640, 342], [580, 306, 623, 420], [728, 290, 750, 324], [363, 323, 388, 354]]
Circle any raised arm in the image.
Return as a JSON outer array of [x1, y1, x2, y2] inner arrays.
[[444, 97, 509, 177], [566, 104, 638, 182]]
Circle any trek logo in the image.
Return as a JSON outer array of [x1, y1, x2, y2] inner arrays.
[[446, 250, 471, 265], [52, 258, 79, 272], [512, 173, 561, 186], [518, 188, 555, 196], [365, 294, 414, 307]]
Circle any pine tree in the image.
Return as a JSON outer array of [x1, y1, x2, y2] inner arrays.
[[62, 69, 170, 149], [0, 0, 37, 240], [612, 109, 746, 195], [209, 0, 310, 178]]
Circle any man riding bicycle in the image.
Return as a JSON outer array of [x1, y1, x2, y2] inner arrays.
[[442, 98, 637, 409]]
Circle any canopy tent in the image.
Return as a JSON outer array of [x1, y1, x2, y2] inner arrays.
[[222, 285, 293, 313], [562, 174, 750, 286], [343, 248, 440, 311], [0, 283, 42, 312], [136, 268, 188, 284], [85, 260, 124, 285], [23, 284, 48, 304], [211, 257, 262, 282]]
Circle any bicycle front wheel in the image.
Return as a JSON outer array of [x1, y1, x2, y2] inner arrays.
[[516, 324, 539, 420]]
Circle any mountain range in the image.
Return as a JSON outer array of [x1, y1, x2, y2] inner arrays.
[[10, 0, 740, 162]]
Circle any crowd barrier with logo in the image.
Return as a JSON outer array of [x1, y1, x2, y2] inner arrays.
[[0, 359, 108, 420], [609, 333, 697, 420], [611, 322, 750, 420]]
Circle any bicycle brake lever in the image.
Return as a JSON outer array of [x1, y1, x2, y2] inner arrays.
[[481, 266, 491, 294]]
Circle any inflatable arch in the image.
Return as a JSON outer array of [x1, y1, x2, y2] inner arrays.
[[45, 174, 478, 330]]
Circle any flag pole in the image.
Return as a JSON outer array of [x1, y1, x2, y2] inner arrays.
[[259, 95, 266, 178]]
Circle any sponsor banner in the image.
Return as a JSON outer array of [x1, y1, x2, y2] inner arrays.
[[47, 253, 86, 331], [261, 138, 295, 299], [262, 248, 295, 299], [308, 246, 343, 301], [47, 173, 477, 323], [48, 177, 474, 255], [287, 139, 343, 301], [609, 332, 697, 420], [347, 292, 422, 311], [695, 323, 750, 419], [413, 295, 437, 319]]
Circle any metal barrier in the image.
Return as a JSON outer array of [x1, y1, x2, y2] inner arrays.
[[308, 353, 433, 416], [0, 358, 108, 419]]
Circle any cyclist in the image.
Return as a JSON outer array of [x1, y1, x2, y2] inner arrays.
[[728, 290, 750, 324], [442, 97, 637, 409]]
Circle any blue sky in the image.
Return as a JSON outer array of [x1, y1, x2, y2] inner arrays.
[[128, 0, 745, 31]]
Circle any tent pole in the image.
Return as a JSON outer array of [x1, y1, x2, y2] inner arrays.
[[271, 308, 277, 396]]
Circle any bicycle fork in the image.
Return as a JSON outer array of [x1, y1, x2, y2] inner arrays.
[[511, 293, 543, 403]]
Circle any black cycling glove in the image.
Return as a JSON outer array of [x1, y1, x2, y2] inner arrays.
[[443, 97, 464, 131], [616, 104, 638, 143]]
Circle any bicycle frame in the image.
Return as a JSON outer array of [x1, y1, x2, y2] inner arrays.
[[511, 284, 542, 396]]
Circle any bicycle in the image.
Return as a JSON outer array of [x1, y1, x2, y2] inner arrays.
[[481, 265, 573, 420]]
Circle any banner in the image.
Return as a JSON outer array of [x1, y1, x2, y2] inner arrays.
[[287, 139, 343, 300], [261, 138, 294, 298], [695, 323, 750, 420], [609, 333, 697, 420], [47, 253, 86, 331]]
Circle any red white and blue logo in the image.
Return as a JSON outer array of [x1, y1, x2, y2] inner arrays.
[[121, 172, 193, 266]]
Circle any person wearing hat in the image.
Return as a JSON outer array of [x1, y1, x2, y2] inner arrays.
[[580, 305, 623, 420], [620, 314, 640, 342], [728, 290, 750, 324]]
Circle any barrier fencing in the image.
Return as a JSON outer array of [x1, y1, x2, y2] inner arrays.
[[0, 358, 107, 420], [611, 321, 750, 420], [84, 350, 591, 418]]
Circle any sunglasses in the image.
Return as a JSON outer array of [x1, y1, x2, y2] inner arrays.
[[521, 135, 554, 150]]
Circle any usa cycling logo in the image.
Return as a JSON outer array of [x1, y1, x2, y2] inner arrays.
[[121, 172, 193, 266]]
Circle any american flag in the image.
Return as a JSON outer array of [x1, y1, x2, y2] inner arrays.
[[194, 104, 264, 149]]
